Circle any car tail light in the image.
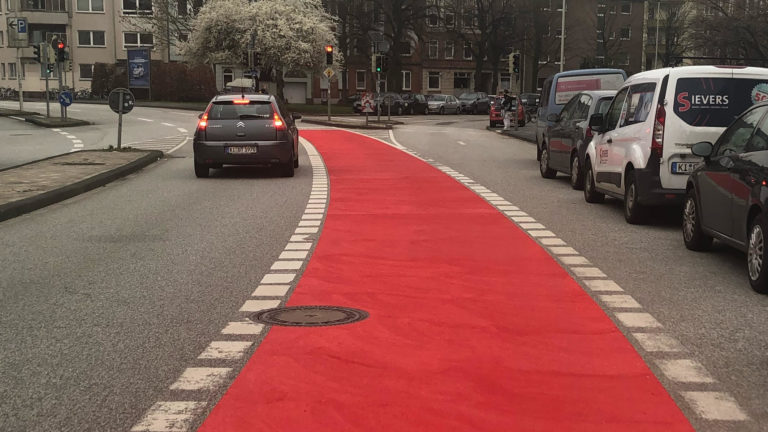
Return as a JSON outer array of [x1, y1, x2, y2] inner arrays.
[[273, 112, 285, 130], [197, 113, 208, 130], [585, 124, 593, 141], [233, 99, 250, 104], [652, 104, 665, 158]]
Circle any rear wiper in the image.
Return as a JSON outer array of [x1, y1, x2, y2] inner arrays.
[[239, 114, 270, 119]]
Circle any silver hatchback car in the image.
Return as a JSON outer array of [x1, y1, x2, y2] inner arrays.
[[193, 94, 301, 178], [427, 94, 460, 115]]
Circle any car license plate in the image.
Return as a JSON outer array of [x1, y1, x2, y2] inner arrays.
[[226, 146, 257, 154], [671, 161, 698, 174]]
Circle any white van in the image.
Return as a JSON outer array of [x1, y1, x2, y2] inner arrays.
[[583, 65, 768, 224]]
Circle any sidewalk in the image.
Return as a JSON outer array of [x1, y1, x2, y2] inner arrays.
[[0, 107, 90, 127], [0, 150, 161, 222], [301, 114, 402, 130]]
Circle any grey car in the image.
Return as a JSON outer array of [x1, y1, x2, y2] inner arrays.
[[458, 92, 490, 114], [539, 90, 615, 189], [193, 94, 301, 178], [427, 94, 460, 115]]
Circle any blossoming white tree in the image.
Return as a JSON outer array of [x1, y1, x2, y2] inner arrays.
[[183, 0, 339, 101]]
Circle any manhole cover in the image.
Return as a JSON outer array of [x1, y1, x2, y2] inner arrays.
[[253, 306, 368, 327]]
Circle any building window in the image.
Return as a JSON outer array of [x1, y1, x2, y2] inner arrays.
[[1, 64, 5, 80], [427, 4, 438, 27], [620, 26, 631, 40], [79, 64, 94, 80], [445, 12, 455, 28], [621, 53, 630, 65], [400, 40, 412, 56], [428, 71, 440, 90], [122, 0, 151, 15], [454, 72, 470, 90], [428, 40, 438, 59], [9, 62, 16, 79], [222, 68, 233, 87], [23, 0, 66, 11], [620, 1, 631, 14], [463, 41, 472, 60], [356, 70, 365, 90], [0, 31, 4, 47], [500, 72, 511, 90], [597, 29, 604, 42], [78, 30, 105, 46], [462, 10, 474, 28], [123, 32, 153, 48], [77, 0, 103, 12], [178, 33, 189, 43], [444, 40, 454, 59], [402, 70, 411, 90]]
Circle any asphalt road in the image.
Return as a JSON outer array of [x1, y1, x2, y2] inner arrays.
[[389, 115, 768, 431], [0, 116, 73, 169], [0, 139, 312, 431]]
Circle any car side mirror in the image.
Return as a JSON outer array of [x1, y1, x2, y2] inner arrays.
[[589, 113, 605, 133], [198, 113, 204, 119], [546, 113, 559, 122], [293, 113, 302, 120], [691, 141, 713, 160]]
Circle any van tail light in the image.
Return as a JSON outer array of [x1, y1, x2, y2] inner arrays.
[[652, 104, 665, 158], [197, 113, 209, 131], [585, 124, 593, 141], [273, 112, 286, 130]]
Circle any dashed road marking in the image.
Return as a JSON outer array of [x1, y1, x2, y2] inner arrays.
[[137, 118, 154, 122], [656, 359, 716, 383], [198, 341, 253, 361], [457, 140, 466, 146], [162, 122, 176, 127], [221, 321, 264, 335], [614, 312, 663, 328], [131, 401, 206, 432], [682, 392, 750, 420], [631, 333, 685, 352], [169, 368, 232, 391]]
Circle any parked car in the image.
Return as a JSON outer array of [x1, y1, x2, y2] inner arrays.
[[458, 92, 490, 114], [537, 68, 627, 163], [427, 94, 460, 115], [193, 93, 301, 178], [539, 90, 615, 189], [401, 93, 430, 115], [683, 102, 768, 293], [583, 65, 768, 224], [489, 95, 525, 128]]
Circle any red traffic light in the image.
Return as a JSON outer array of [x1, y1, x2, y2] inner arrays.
[[325, 45, 333, 53], [57, 41, 65, 50]]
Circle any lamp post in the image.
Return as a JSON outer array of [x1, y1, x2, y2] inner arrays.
[[559, 0, 566, 72], [654, 1, 661, 68]]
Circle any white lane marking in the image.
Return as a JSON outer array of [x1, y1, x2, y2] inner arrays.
[[271, 261, 303, 270], [302, 213, 324, 219], [289, 235, 311, 242], [284, 242, 312, 250], [520, 222, 546, 230], [9, 116, 24, 121], [167, 136, 189, 154], [252, 285, 291, 296], [161, 122, 175, 127], [240, 299, 282, 312], [137, 118, 154, 122], [681, 392, 750, 420], [505, 211, 528, 217], [614, 312, 663, 328], [73, 144, 84, 148], [549, 246, 579, 255], [58, 131, 69, 135], [221, 321, 264, 335], [298, 220, 321, 227], [304, 209, 325, 214], [280, 250, 309, 260], [570, 267, 606, 278], [261, 273, 296, 284], [72, 140, 82, 144], [457, 141, 466, 146], [656, 359, 715, 383], [51, 128, 62, 132], [511, 216, 536, 223], [295, 227, 319, 234], [308, 199, 326, 204], [131, 401, 206, 432], [598, 294, 641, 308], [559, 256, 590, 266], [169, 368, 232, 391], [66, 135, 76, 139], [198, 341, 253, 360], [631, 333, 685, 352], [527, 230, 556, 237], [539, 237, 566, 246], [177, 127, 188, 133], [584, 279, 623, 291]]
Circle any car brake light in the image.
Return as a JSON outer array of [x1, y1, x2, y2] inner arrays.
[[198, 113, 208, 130], [652, 104, 665, 158], [233, 99, 250, 104], [273, 112, 285, 130], [585, 124, 593, 140]]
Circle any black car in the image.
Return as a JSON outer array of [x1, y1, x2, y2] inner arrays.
[[193, 93, 301, 178], [401, 93, 429, 115], [457, 92, 490, 114], [539, 90, 615, 189], [683, 102, 768, 293]]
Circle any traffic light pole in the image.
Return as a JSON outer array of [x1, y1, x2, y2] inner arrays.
[[42, 43, 50, 118], [58, 61, 64, 120]]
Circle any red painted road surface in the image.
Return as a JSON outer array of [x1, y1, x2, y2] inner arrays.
[[199, 130, 693, 431]]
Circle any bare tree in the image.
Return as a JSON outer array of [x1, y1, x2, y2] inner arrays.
[[689, 0, 768, 64], [659, 1, 694, 67], [375, 0, 430, 92], [122, 0, 203, 61], [516, 0, 560, 91]]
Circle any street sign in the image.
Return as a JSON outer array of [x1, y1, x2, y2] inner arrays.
[[58, 91, 73, 107], [361, 92, 375, 113], [323, 67, 335, 79], [109, 88, 135, 114], [7, 17, 29, 48]]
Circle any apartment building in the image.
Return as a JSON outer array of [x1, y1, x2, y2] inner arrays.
[[0, 0, 181, 94]]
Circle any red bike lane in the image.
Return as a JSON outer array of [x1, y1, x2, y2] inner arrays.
[[198, 130, 692, 431]]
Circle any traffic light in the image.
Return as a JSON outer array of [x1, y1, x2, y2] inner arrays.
[[46, 63, 54, 75], [512, 53, 520, 74], [33, 44, 41, 63], [56, 40, 66, 62], [375, 55, 382, 73], [380, 55, 389, 73], [64, 60, 72, 72], [325, 45, 333, 65]]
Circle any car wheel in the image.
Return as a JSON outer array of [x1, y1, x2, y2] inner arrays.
[[570, 153, 584, 190], [683, 188, 712, 251], [539, 146, 557, 179], [194, 160, 209, 178], [455, 107, 461, 115], [294, 151, 299, 168], [748, 213, 768, 294], [624, 171, 647, 224], [439, 107, 445, 115], [584, 161, 605, 203]]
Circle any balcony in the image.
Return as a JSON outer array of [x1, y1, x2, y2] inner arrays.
[[20, 0, 66, 12]]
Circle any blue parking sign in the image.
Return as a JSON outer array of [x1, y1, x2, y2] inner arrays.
[[17, 18, 26, 34]]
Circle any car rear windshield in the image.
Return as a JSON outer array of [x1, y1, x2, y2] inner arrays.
[[554, 73, 625, 105], [429, 95, 447, 101], [673, 77, 768, 127], [208, 101, 273, 120]]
